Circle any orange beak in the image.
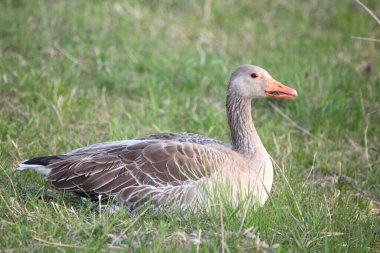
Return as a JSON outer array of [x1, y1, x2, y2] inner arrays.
[[264, 78, 298, 99]]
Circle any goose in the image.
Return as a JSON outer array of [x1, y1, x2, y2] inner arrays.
[[18, 64, 297, 211]]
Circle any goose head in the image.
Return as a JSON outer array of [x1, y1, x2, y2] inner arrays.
[[228, 64, 298, 100]]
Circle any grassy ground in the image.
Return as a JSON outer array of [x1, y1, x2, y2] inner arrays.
[[0, 0, 379, 252]]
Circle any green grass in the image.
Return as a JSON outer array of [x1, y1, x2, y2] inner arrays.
[[1, 0, 379, 251]]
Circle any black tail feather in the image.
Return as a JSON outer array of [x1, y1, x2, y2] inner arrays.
[[23, 155, 63, 166]]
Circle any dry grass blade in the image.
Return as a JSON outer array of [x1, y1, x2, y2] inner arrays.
[[53, 42, 89, 72], [268, 102, 329, 143], [196, 229, 202, 253], [351, 36, 380, 42], [33, 237, 84, 249], [355, 0, 380, 26], [237, 197, 252, 235]]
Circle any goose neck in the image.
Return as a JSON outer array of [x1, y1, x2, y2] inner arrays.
[[226, 94, 263, 155]]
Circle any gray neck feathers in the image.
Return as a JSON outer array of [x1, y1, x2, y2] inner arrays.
[[226, 94, 263, 156]]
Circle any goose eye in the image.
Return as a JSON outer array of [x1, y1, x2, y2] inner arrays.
[[250, 73, 259, 78]]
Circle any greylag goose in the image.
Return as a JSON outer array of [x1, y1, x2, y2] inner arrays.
[[18, 64, 297, 210]]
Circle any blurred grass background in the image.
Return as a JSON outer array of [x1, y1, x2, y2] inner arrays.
[[0, 0, 379, 252]]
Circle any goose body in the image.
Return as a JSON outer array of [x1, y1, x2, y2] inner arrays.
[[18, 65, 297, 210]]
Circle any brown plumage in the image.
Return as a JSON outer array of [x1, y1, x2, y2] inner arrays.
[[18, 64, 297, 210]]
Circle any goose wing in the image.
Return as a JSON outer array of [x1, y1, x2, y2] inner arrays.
[[46, 140, 233, 201]]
